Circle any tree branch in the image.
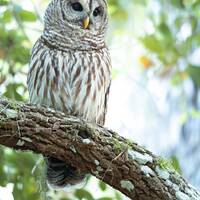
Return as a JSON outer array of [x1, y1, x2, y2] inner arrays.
[[0, 98, 199, 200]]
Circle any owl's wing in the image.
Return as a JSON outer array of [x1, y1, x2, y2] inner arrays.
[[27, 39, 72, 113], [98, 81, 111, 125]]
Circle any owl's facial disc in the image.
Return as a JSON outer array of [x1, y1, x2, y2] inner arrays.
[[61, 0, 107, 31], [81, 5, 104, 30]]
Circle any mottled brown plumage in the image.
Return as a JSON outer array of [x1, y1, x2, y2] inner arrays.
[[27, 0, 111, 188]]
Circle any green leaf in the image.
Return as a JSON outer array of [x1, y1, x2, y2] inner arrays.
[[190, 16, 198, 31], [183, 0, 198, 6], [158, 22, 172, 38], [2, 10, 12, 23], [187, 65, 200, 87], [140, 35, 163, 53], [13, 4, 37, 23], [115, 192, 122, 200], [170, 0, 183, 8], [170, 156, 182, 174], [19, 10, 37, 22], [74, 189, 94, 200], [97, 198, 113, 200], [0, 0, 9, 6], [99, 181, 107, 191], [3, 83, 24, 101]]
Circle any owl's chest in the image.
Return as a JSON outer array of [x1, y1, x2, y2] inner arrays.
[[43, 48, 110, 121], [60, 50, 110, 118], [28, 45, 111, 122]]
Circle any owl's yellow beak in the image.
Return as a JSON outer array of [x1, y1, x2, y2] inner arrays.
[[82, 17, 90, 29]]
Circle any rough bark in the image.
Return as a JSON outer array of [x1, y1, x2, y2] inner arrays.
[[0, 98, 199, 200]]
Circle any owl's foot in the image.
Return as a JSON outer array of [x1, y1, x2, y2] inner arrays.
[[45, 157, 86, 189]]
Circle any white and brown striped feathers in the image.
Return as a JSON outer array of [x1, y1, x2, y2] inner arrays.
[[28, 38, 111, 124], [27, 0, 111, 188]]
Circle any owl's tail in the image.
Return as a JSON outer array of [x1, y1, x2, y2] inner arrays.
[[45, 157, 86, 188]]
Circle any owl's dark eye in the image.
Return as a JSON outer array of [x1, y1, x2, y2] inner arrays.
[[71, 2, 83, 12], [93, 7, 101, 17]]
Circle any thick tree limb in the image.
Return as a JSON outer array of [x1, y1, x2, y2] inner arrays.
[[0, 98, 199, 200]]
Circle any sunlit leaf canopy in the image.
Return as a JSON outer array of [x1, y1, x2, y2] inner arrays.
[[0, 0, 200, 199]]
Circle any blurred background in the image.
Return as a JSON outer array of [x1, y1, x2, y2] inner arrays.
[[0, 0, 200, 199]]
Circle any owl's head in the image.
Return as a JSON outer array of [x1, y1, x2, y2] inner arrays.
[[44, 0, 108, 37]]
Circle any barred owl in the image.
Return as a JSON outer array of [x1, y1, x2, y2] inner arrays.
[[27, 0, 111, 188]]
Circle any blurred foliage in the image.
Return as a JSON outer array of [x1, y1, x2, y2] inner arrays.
[[139, 0, 200, 88], [138, 0, 200, 126], [0, 148, 45, 200], [0, 0, 200, 199]]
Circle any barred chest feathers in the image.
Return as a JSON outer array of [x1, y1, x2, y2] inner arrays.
[[27, 39, 111, 125]]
